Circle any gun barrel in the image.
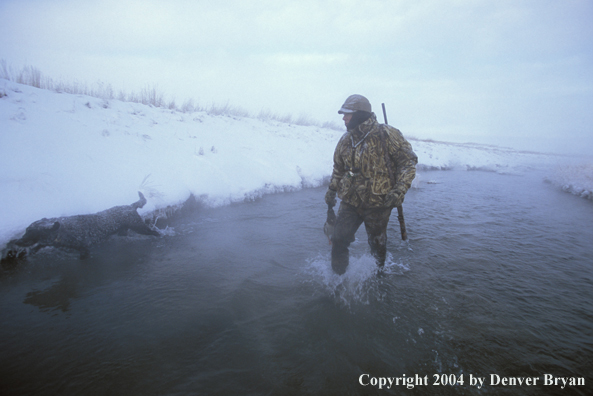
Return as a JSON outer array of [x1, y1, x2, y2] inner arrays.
[[382, 103, 408, 241]]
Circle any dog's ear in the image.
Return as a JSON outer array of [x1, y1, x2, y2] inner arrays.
[[52, 222, 60, 231]]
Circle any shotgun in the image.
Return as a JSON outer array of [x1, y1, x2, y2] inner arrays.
[[382, 103, 408, 241]]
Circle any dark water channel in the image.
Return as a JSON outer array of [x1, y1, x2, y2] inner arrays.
[[1, 169, 592, 395]]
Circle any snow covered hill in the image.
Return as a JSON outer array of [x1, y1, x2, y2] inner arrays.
[[0, 80, 587, 245]]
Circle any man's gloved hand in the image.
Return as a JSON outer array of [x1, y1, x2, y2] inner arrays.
[[384, 189, 404, 208], [325, 189, 337, 207]]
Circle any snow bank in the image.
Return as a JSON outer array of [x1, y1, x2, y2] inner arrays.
[[411, 139, 555, 172], [544, 163, 593, 200], [0, 79, 582, 246]]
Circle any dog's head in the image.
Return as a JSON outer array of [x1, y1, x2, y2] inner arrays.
[[1, 240, 28, 265], [16, 218, 61, 247]]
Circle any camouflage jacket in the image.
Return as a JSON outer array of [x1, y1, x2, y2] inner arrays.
[[329, 113, 417, 208]]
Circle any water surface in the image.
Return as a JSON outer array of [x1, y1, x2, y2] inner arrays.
[[1, 169, 592, 395]]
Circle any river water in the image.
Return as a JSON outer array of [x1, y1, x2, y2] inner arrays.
[[1, 168, 592, 395]]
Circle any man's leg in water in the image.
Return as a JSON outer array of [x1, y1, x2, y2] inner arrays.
[[363, 207, 393, 268], [331, 202, 363, 275]]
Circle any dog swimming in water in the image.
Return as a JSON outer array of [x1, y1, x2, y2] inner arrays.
[[1, 192, 159, 263]]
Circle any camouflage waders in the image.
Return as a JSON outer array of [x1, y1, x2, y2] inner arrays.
[[331, 202, 393, 275]]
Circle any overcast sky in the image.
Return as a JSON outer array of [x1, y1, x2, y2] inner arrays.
[[1, 0, 592, 155]]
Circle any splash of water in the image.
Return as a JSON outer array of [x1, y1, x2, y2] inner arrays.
[[303, 252, 409, 308]]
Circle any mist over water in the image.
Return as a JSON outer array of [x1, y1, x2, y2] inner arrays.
[[1, 169, 592, 395]]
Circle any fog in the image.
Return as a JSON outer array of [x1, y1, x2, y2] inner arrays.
[[1, 0, 592, 155]]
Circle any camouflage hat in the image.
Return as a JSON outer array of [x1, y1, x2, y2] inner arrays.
[[338, 94, 372, 114]]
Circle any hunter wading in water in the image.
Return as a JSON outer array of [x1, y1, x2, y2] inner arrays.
[[325, 94, 417, 275]]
